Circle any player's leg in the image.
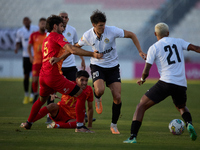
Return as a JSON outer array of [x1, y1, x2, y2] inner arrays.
[[90, 64, 105, 114], [22, 57, 32, 104], [93, 79, 105, 114], [172, 86, 197, 141], [123, 95, 155, 143], [108, 82, 121, 134], [124, 80, 169, 143]]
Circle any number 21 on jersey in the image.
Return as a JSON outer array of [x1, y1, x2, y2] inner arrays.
[[164, 44, 181, 65]]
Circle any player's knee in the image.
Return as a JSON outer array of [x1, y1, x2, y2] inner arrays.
[[176, 103, 186, 109], [95, 88, 104, 97], [113, 93, 121, 104]]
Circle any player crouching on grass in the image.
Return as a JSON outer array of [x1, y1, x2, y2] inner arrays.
[[21, 70, 94, 131], [124, 22, 199, 143]]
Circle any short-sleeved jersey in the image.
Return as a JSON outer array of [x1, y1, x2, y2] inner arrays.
[[57, 85, 93, 119], [16, 25, 39, 57], [78, 25, 124, 68], [40, 32, 69, 77], [62, 25, 78, 68], [29, 31, 46, 64], [146, 37, 190, 87]]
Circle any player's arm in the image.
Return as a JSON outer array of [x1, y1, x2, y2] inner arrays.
[[137, 63, 152, 85], [28, 43, 34, 63], [187, 44, 200, 53], [74, 43, 86, 70], [49, 44, 102, 65], [15, 42, 21, 54], [87, 101, 93, 128], [124, 30, 147, 60]]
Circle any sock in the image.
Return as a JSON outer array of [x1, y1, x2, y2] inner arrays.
[[24, 78, 29, 93], [182, 112, 192, 127], [32, 81, 38, 93], [112, 102, 122, 124], [94, 90, 101, 99], [27, 98, 46, 123], [32, 106, 49, 122], [75, 91, 87, 123], [57, 121, 77, 128], [130, 120, 142, 139]]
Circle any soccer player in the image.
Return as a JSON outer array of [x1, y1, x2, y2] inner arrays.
[[20, 15, 102, 132], [123, 22, 199, 143], [45, 11, 86, 124], [28, 18, 47, 103], [29, 70, 94, 129], [59, 11, 85, 80], [75, 10, 146, 134], [15, 17, 39, 104]]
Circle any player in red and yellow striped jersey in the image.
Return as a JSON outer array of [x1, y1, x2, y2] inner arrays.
[[28, 18, 47, 103]]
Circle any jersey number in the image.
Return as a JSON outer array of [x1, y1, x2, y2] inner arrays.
[[164, 44, 181, 65], [44, 41, 48, 57]]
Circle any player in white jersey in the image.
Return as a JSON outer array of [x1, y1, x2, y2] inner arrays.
[[59, 11, 85, 81], [15, 17, 39, 104], [76, 10, 146, 134], [124, 23, 200, 143]]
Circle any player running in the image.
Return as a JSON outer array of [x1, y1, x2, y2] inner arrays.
[[28, 18, 47, 103], [75, 9, 146, 134], [20, 15, 102, 132], [124, 22, 199, 143]]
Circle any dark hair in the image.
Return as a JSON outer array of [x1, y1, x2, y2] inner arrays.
[[46, 15, 63, 32], [39, 17, 46, 22], [90, 9, 106, 24], [76, 70, 90, 78]]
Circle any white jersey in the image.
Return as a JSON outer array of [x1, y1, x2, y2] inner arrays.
[[16, 25, 39, 57], [62, 25, 78, 67], [78, 25, 124, 68], [146, 37, 190, 87]]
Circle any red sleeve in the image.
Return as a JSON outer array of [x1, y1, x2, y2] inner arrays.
[[29, 32, 34, 44], [87, 86, 94, 102], [56, 34, 70, 47]]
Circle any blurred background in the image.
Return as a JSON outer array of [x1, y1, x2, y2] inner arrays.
[[0, 0, 200, 79]]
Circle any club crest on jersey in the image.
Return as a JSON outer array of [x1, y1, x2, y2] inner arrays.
[[67, 32, 71, 37], [104, 38, 109, 43], [63, 38, 68, 42]]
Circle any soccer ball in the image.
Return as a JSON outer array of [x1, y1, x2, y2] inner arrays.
[[168, 119, 185, 135]]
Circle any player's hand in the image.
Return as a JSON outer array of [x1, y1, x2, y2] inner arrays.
[[139, 52, 147, 60], [49, 57, 60, 65], [29, 56, 34, 64], [137, 79, 146, 85], [14, 48, 18, 54], [50, 94, 60, 101], [93, 50, 103, 59]]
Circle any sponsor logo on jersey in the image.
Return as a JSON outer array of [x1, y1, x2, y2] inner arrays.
[[67, 32, 71, 37], [104, 38, 109, 43], [101, 47, 113, 54]]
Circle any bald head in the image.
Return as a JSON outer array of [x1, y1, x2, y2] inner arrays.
[[155, 22, 169, 39], [59, 11, 69, 27]]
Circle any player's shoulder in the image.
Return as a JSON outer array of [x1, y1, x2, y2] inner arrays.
[[67, 25, 76, 31]]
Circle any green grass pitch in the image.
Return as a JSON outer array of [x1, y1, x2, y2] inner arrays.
[[0, 79, 200, 150]]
